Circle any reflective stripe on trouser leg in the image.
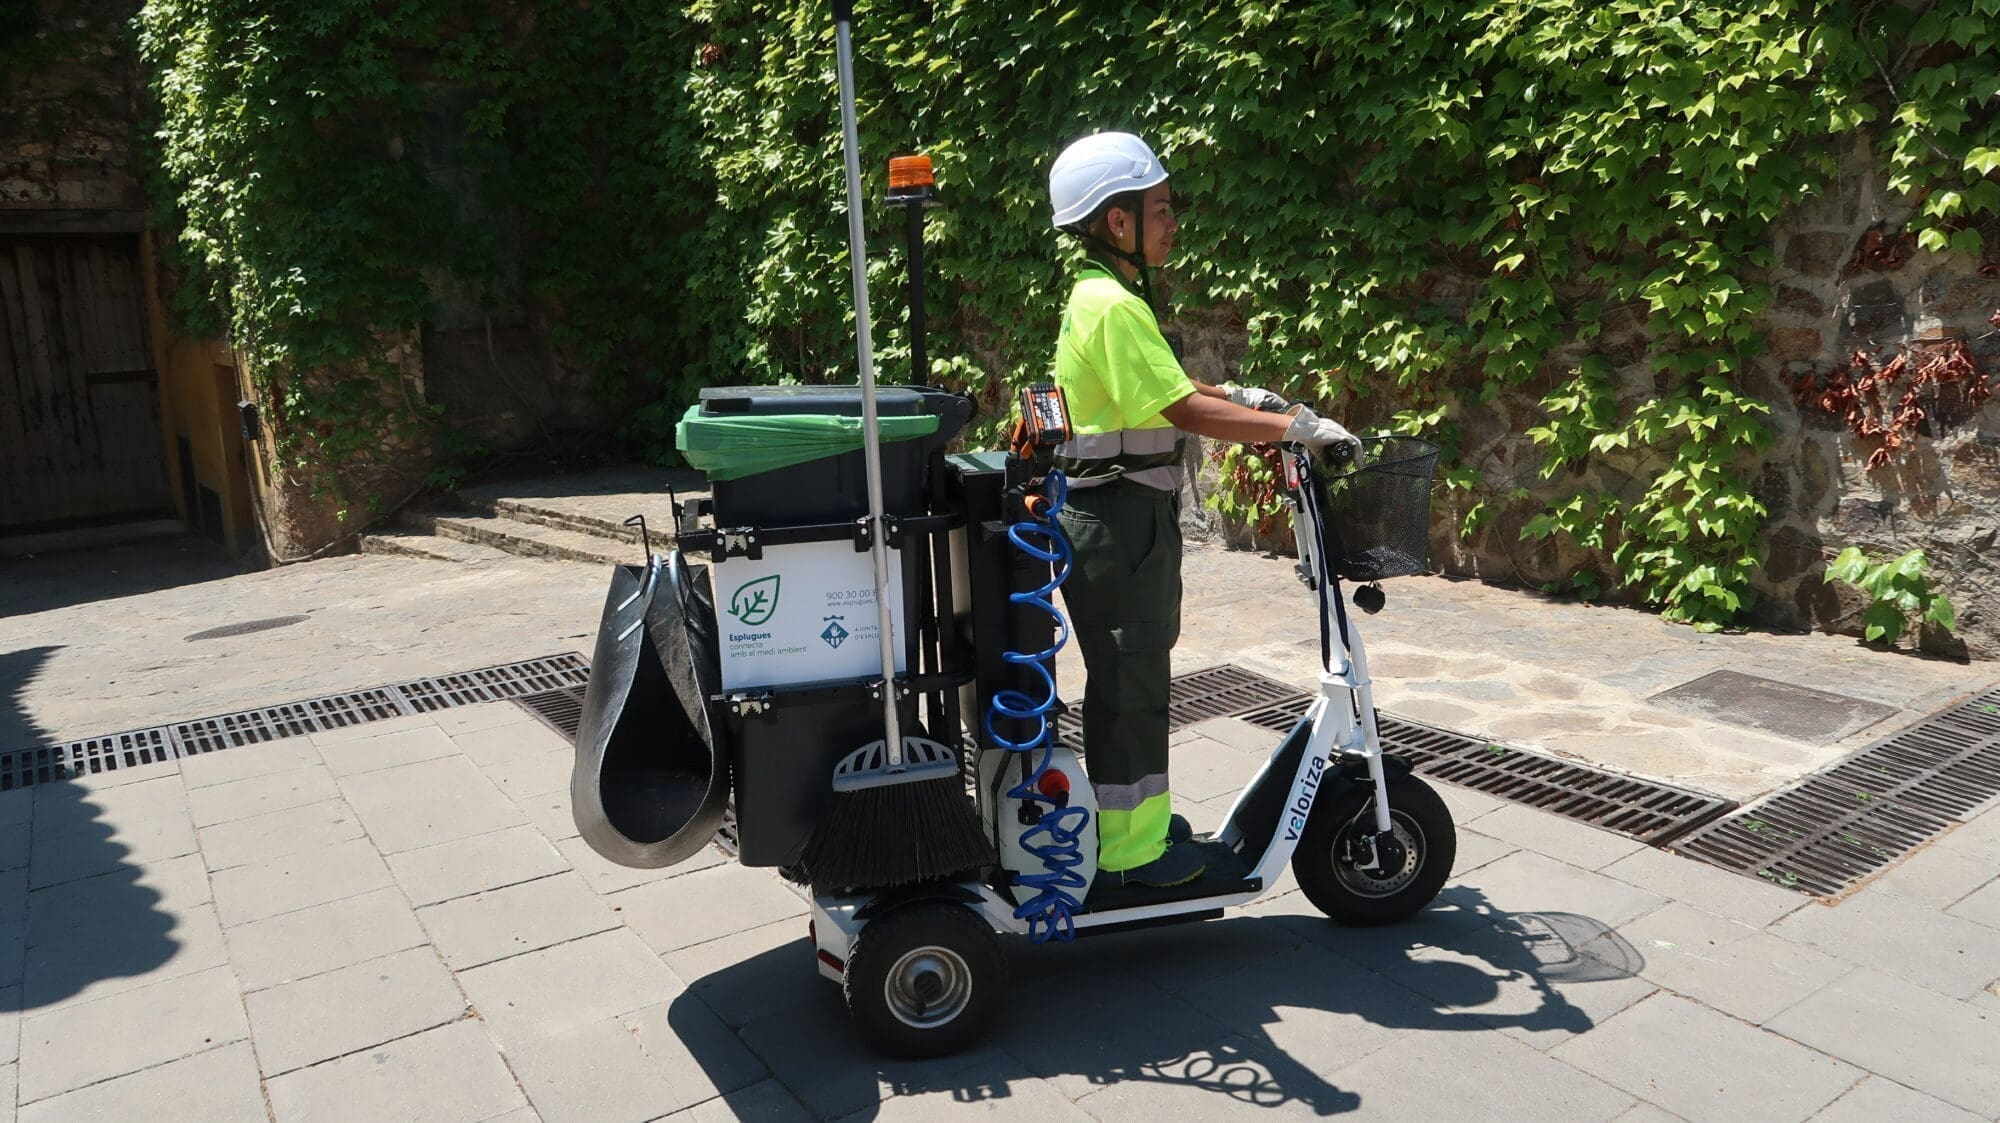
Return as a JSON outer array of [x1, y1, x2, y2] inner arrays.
[[1095, 792, 1172, 872], [1057, 483, 1182, 874]]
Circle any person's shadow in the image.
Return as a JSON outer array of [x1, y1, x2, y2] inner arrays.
[[3, 645, 183, 1021], [666, 885, 1644, 1118]]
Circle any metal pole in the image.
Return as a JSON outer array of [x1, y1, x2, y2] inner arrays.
[[906, 201, 928, 385], [833, 7, 904, 769]]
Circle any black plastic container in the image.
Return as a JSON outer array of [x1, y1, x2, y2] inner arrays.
[[698, 385, 973, 526], [696, 384, 973, 869]]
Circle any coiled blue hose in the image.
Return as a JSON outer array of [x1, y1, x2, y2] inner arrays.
[[981, 469, 1092, 943]]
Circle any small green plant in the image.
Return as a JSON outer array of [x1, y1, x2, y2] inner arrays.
[[1825, 547, 1957, 646]]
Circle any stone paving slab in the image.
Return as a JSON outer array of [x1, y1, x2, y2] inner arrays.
[[1810, 1075, 1986, 1123], [387, 824, 570, 907], [1769, 889, 2000, 999], [1766, 967, 2000, 1116], [16, 965, 249, 1102], [210, 836, 394, 926], [1552, 992, 1861, 1122], [456, 928, 683, 1051], [243, 946, 468, 1076], [224, 886, 427, 992], [15, 1042, 267, 1123], [21, 899, 227, 1011], [195, 798, 367, 873], [262, 1020, 527, 1123], [503, 999, 763, 1123], [337, 755, 525, 854], [419, 871, 618, 969], [1588, 902, 1851, 1025]]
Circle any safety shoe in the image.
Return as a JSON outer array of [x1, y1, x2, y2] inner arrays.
[[1168, 814, 1194, 844], [1118, 840, 1206, 888]]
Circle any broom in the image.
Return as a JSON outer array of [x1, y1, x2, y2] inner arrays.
[[800, 0, 990, 893]]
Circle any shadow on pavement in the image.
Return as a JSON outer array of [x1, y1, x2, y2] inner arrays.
[[2, 646, 183, 1016], [1, 645, 62, 753], [669, 887, 1645, 1118], [0, 534, 242, 620]]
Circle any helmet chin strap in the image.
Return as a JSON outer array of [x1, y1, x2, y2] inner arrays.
[[1079, 205, 1154, 313]]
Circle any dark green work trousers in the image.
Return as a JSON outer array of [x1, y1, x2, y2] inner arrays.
[[1058, 481, 1182, 872]]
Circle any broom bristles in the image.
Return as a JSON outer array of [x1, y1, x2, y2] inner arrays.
[[802, 775, 992, 893]]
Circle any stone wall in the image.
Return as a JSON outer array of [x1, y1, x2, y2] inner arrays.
[[1184, 138, 2000, 659], [0, 0, 147, 213], [1741, 144, 1998, 658]]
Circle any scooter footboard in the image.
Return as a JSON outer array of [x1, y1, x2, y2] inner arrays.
[[1225, 713, 1413, 863]]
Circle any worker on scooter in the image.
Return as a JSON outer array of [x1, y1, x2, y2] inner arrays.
[[1047, 131, 1362, 888]]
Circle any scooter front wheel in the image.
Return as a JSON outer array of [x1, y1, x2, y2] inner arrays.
[[1294, 773, 1456, 926], [842, 901, 1005, 1059]]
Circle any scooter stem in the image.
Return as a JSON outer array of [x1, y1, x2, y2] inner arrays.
[[833, 6, 903, 769]]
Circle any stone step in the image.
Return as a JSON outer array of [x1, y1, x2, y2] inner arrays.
[[402, 512, 639, 567], [356, 530, 515, 565], [456, 467, 706, 547]]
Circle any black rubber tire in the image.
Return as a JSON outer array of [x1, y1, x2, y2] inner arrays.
[[842, 901, 1006, 1059], [1293, 772, 1456, 926]]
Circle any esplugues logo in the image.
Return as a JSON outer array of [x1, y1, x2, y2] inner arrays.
[[728, 575, 781, 626]]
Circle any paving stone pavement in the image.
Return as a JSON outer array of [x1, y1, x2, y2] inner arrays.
[[0, 704, 1995, 1121]]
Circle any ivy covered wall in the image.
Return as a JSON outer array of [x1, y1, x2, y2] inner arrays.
[[133, 0, 2000, 651]]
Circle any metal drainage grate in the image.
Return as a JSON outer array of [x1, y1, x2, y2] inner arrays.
[[1647, 669, 1898, 747], [1055, 663, 1314, 746], [1423, 745, 1733, 844], [516, 686, 587, 741], [172, 688, 412, 757], [1, 653, 593, 790], [1240, 704, 1475, 770], [1241, 692, 1733, 844], [0, 728, 177, 791], [1167, 664, 1312, 728], [1673, 682, 2000, 896], [399, 654, 591, 712]]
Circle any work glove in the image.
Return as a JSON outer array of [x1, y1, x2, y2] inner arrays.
[[1282, 405, 1365, 467], [1224, 383, 1290, 412]]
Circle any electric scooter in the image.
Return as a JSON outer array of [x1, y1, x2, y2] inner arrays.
[[807, 425, 1457, 1058]]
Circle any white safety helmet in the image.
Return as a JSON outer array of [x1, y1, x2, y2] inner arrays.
[[1048, 131, 1169, 230]]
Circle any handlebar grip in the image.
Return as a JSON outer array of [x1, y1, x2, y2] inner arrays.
[[1320, 440, 1357, 469]]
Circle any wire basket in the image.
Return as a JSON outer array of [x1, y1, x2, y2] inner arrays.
[[1311, 436, 1440, 581]]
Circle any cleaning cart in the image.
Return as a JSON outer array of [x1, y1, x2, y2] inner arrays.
[[568, 0, 1457, 1059], [571, 393, 1457, 1056]]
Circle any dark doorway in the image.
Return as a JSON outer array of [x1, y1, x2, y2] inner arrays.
[[0, 235, 172, 534]]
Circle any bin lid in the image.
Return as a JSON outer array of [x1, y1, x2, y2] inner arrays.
[[698, 385, 939, 417], [675, 404, 941, 481]]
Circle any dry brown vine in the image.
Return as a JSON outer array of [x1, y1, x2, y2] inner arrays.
[[1782, 316, 1998, 469]]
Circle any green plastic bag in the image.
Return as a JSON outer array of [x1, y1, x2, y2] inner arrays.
[[675, 404, 941, 481]]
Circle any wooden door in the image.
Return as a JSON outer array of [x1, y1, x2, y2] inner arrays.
[[0, 236, 170, 532]]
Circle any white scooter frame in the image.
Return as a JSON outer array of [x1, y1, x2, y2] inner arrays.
[[809, 439, 1414, 968]]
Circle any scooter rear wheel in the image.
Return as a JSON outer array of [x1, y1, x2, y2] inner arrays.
[[1294, 773, 1455, 926], [842, 901, 1005, 1059]]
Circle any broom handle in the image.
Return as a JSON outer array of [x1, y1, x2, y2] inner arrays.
[[833, 1, 903, 769]]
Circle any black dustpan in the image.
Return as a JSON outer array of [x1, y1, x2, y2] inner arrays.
[[570, 551, 729, 868]]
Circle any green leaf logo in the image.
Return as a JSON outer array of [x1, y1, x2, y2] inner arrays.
[[728, 575, 780, 626]]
